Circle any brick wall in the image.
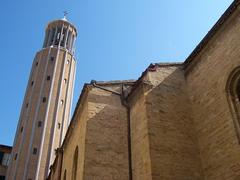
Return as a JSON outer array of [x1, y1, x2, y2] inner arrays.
[[145, 66, 203, 180], [129, 83, 153, 180], [127, 66, 203, 180], [186, 9, 240, 180], [83, 85, 129, 180], [60, 87, 89, 180], [0, 165, 7, 178]]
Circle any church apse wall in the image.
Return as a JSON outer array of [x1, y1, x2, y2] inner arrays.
[[83, 84, 129, 180], [128, 80, 152, 180], [185, 9, 240, 180], [59, 86, 89, 180], [51, 83, 130, 180], [44, 1, 240, 180], [127, 65, 203, 180], [145, 66, 203, 179]]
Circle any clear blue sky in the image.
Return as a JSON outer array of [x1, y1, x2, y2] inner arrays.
[[0, 0, 234, 146]]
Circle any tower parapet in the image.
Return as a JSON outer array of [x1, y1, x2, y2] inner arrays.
[[43, 19, 77, 54]]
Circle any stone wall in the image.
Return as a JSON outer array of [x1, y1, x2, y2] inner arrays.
[[83, 84, 129, 180], [185, 9, 240, 180], [146, 66, 203, 179], [0, 165, 7, 178], [128, 82, 152, 180], [60, 86, 89, 180], [49, 83, 130, 180], [128, 66, 204, 180]]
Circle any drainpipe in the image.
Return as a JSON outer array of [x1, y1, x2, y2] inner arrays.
[[120, 84, 133, 180], [90, 80, 133, 180], [90, 80, 121, 95]]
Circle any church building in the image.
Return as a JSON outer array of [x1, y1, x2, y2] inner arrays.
[[5, 0, 240, 179]]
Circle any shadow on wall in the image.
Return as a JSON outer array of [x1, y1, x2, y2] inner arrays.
[[145, 67, 204, 179], [83, 89, 129, 180]]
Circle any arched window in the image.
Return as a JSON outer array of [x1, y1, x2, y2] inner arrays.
[[226, 66, 240, 143], [63, 170, 67, 180], [71, 146, 78, 180]]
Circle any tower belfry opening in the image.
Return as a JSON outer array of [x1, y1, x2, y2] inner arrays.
[[43, 17, 77, 54]]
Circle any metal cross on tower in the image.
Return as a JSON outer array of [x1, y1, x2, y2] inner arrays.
[[63, 11, 68, 20]]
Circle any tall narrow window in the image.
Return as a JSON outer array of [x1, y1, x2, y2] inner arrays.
[[58, 122, 61, 129], [54, 27, 61, 45], [50, 56, 54, 62], [63, 170, 67, 180], [71, 146, 78, 180], [49, 28, 56, 45], [66, 32, 72, 50], [226, 66, 240, 143], [2, 153, 11, 166], [33, 148, 37, 155], [0, 152, 3, 164], [38, 121, 42, 127], [61, 28, 67, 47], [14, 153, 18, 160], [42, 97, 47, 103]]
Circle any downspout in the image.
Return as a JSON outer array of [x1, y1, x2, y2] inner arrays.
[[90, 81, 133, 180], [90, 80, 121, 95], [120, 84, 133, 180]]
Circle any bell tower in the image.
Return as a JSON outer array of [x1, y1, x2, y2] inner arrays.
[[7, 17, 77, 180]]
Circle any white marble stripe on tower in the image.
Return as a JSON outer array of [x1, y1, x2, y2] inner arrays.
[[68, 32, 73, 52], [46, 49, 67, 173], [60, 53, 73, 145], [44, 22, 66, 175], [40, 22, 65, 179], [34, 45, 60, 180], [70, 35, 75, 54], [71, 37, 76, 54], [68, 58, 76, 126]]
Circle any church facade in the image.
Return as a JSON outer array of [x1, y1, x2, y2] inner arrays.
[[6, 0, 240, 179]]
